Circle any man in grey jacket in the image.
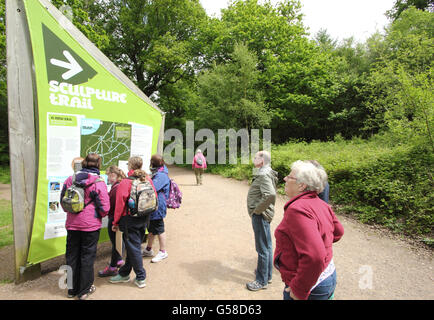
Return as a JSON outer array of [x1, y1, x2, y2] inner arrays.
[[246, 151, 278, 291]]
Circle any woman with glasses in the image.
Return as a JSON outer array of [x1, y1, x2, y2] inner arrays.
[[274, 160, 344, 300]]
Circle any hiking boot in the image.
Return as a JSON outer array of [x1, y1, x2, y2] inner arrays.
[[151, 251, 168, 263], [134, 278, 146, 289], [142, 248, 154, 257], [246, 280, 268, 291], [109, 274, 130, 284], [98, 265, 118, 277]]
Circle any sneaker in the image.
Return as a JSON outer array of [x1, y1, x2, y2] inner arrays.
[[116, 260, 125, 268], [142, 248, 154, 257], [109, 274, 130, 284], [78, 285, 96, 300], [134, 278, 146, 288], [98, 265, 118, 277], [151, 251, 168, 263], [246, 280, 268, 291]]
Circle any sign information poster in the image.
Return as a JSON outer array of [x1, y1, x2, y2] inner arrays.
[[24, 0, 163, 265]]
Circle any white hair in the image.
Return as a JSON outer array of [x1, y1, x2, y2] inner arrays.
[[257, 150, 271, 166], [196, 149, 202, 154], [290, 160, 327, 193]]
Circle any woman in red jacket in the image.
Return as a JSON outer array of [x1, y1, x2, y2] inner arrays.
[[274, 160, 344, 300]]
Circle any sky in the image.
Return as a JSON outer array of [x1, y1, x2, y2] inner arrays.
[[199, 0, 396, 43]]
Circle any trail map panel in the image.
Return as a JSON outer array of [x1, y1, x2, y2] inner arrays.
[[81, 119, 132, 168]]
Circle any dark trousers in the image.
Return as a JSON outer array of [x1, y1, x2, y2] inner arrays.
[[65, 229, 100, 298], [118, 215, 147, 281], [107, 217, 123, 267]]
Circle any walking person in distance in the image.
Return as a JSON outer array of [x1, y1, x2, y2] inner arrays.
[[192, 149, 207, 185]]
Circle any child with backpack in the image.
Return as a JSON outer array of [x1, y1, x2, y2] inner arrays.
[[109, 156, 156, 288], [98, 165, 126, 277], [60, 153, 110, 300], [192, 149, 207, 185], [142, 154, 171, 263]]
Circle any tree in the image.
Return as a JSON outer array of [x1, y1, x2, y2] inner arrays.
[[50, 0, 110, 50], [386, 0, 434, 21], [200, 0, 344, 142], [364, 8, 434, 150], [194, 43, 270, 131], [91, 0, 208, 99]]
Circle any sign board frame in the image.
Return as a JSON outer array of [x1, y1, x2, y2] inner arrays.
[[6, 0, 165, 282]]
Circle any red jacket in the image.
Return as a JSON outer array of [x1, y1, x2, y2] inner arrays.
[[112, 170, 134, 227], [108, 181, 120, 219], [274, 191, 344, 300]]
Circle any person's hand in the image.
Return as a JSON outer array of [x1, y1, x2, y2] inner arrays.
[[284, 287, 300, 300], [112, 225, 119, 232]]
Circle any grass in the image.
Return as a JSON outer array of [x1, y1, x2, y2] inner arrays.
[[0, 166, 10, 184], [0, 199, 13, 249]]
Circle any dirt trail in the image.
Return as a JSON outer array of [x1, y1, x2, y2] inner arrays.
[[0, 166, 432, 300]]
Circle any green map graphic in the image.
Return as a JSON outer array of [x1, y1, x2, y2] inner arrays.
[[81, 120, 131, 168]]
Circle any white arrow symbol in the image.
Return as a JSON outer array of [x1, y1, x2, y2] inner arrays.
[[50, 50, 83, 80]]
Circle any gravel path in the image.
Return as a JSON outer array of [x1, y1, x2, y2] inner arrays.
[[0, 166, 432, 300]]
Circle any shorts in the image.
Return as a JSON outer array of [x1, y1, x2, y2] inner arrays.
[[148, 219, 165, 235]]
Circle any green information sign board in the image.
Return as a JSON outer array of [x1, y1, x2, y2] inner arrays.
[[21, 0, 164, 265]]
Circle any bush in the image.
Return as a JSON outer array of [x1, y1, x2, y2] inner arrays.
[[184, 133, 433, 241]]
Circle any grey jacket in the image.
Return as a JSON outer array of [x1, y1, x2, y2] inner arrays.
[[247, 166, 278, 223]]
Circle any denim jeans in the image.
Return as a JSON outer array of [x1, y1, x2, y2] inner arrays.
[[251, 214, 273, 285], [118, 215, 147, 281], [283, 270, 337, 300], [65, 229, 100, 298]]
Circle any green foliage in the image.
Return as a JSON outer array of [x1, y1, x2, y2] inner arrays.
[[50, 0, 110, 50], [0, 166, 10, 184], [0, 199, 13, 249], [0, 1, 8, 166], [364, 8, 434, 150], [386, 0, 434, 21], [93, 0, 208, 99], [194, 43, 271, 131], [203, 133, 433, 239]]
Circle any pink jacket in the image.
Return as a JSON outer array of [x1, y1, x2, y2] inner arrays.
[[61, 168, 110, 232], [192, 153, 207, 169]]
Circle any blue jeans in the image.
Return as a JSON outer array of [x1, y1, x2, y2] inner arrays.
[[283, 270, 337, 300], [118, 216, 147, 281], [251, 214, 273, 285]]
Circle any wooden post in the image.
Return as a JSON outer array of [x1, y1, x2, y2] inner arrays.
[[158, 113, 166, 155], [6, 0, 40, 283]]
